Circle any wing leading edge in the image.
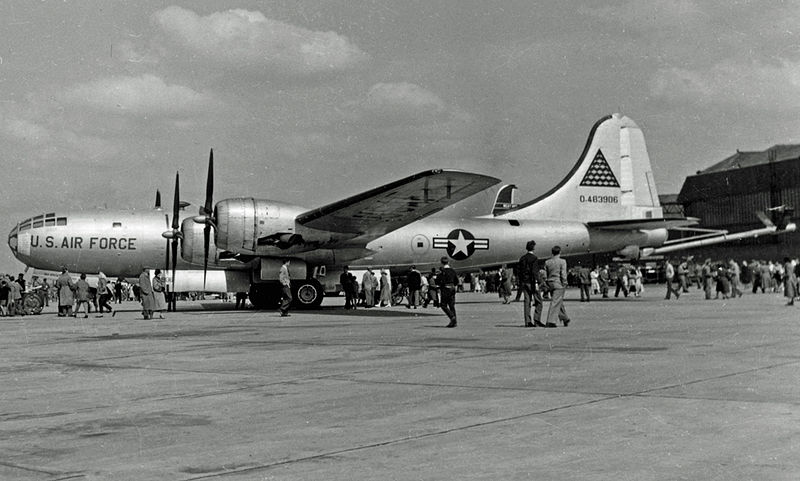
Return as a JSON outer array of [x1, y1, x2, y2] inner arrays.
[[297, 169, 500, 238]]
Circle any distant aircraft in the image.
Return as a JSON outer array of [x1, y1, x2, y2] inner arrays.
[[8, 114, 792, 310]]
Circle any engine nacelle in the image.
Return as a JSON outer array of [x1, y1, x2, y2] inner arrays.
[[180, 218, 219, 265], [214, 198, 307, 254]]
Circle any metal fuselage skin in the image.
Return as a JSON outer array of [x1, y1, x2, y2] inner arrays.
[[8, 209, 666, 281], [350, 217, 666, 271], [8, 209, 253, 292]]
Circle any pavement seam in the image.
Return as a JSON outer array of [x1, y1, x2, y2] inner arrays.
[[182, 395, 619, 480]]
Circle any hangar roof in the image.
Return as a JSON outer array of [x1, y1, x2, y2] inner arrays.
[[700, 145, 800, 174]]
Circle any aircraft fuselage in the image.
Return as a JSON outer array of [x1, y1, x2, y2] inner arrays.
[[8, 210, 238, 278]]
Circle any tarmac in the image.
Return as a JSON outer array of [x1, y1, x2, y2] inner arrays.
[[1, 286, 799, 480]]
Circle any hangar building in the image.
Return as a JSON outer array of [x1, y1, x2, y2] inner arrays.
[[676, 145, 800, 261]]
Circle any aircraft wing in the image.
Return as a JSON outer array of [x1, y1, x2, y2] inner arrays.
[[587, 217, 699, 230], [296, 169, 500, 237]]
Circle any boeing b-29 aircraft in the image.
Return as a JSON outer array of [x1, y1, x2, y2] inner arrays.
[[9, 114, 790, 309]]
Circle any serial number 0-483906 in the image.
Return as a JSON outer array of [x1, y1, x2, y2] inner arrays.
[[579, 195, 619, 203]]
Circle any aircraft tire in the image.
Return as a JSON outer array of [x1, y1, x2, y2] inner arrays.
[[292, 279, 324, 309], [22, 292, 44, 315]]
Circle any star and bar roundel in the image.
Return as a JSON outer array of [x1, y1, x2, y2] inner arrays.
[[433, 229, 489, 260]]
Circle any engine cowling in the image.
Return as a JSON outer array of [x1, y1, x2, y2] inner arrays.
[[180, 218, 219, 265], [213, 198, 307, 254]]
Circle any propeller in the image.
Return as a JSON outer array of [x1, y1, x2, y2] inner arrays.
[[155, 189, 162, 209], [192, 149, 216, 288], [161, 172, 183, 286]]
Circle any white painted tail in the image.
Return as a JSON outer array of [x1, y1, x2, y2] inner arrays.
[[503, 114, 662, 221]]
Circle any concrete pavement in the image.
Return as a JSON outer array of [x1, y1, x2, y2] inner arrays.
[[1, 287, 798, 480]]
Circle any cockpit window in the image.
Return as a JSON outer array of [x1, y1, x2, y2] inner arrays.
[[17, 213, 65, 229]]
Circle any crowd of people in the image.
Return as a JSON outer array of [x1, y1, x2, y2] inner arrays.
[[4, 250, 797, 322], [329, 247, 800, 328], [0, 267, 172, 319]]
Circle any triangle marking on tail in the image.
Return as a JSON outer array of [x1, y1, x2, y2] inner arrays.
[[580, 150, 620, 188]]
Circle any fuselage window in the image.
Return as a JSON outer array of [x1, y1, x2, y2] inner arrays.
[[112, 222, 122, 228], [56, 218, 67, 226]]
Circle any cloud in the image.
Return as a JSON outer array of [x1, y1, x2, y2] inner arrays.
[[153, 6, 368, 75], [359, 82, 449, 125], [580, 0, 706, 32], [651, 58, 800, 110], [2, 116, 51, 144], [60, 74, 216, 114], [114, 39, 159, 64]]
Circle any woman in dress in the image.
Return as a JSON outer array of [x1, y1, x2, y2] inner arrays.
[[152, 269, 168, 319]]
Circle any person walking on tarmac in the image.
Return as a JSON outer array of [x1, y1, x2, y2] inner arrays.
[[437, 257, 459, 328], [406, 266, 422, 309], [702, 258, 714, 300], [138, 268, 155, 319], [279, 259, 292, 317], [518, 240, 545, 327], [577, 262, 591, 302], [96, 272, 114, 316], [544, 246, 571, 327], [664, 259, 681, 300]]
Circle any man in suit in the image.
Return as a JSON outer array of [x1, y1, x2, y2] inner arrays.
[[279, 259, 292, 316], [518, 240, 545, 327], [437, 257, 459, 328], [544, 245, 571, 327]]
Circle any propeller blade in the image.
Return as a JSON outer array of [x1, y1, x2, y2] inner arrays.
[[171, 237, 178, 286], [203, 225, 210, 289], [165, 214, 170, 274], [170, 171, 181, 285], [155, 190, 162, 209], [202, 149, 214, 289], [204, 149, 214, 215], [172, 172, 180, 230]]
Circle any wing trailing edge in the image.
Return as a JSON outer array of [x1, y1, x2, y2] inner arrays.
[[297, 169, 500, 237]]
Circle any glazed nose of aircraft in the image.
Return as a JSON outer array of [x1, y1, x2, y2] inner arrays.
[[8, 224, 19, 257]]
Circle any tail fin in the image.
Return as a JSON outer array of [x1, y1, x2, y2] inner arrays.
[[503, 114, 663, 221], [491, 184, 518, 215]]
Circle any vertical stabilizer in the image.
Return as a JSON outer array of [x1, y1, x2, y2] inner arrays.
[[492, 184, 518, 215], [501, 114, 662, 221]]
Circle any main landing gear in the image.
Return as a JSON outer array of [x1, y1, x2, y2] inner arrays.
[[248, 279, 324, 310]]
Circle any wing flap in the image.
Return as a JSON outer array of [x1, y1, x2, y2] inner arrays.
[[297, 169, 500, 236]]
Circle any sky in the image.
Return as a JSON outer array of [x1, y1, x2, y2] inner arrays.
[[2, 1, 800, 273]]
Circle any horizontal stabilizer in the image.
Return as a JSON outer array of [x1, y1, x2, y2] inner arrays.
[[588, 217, 698, 231]]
